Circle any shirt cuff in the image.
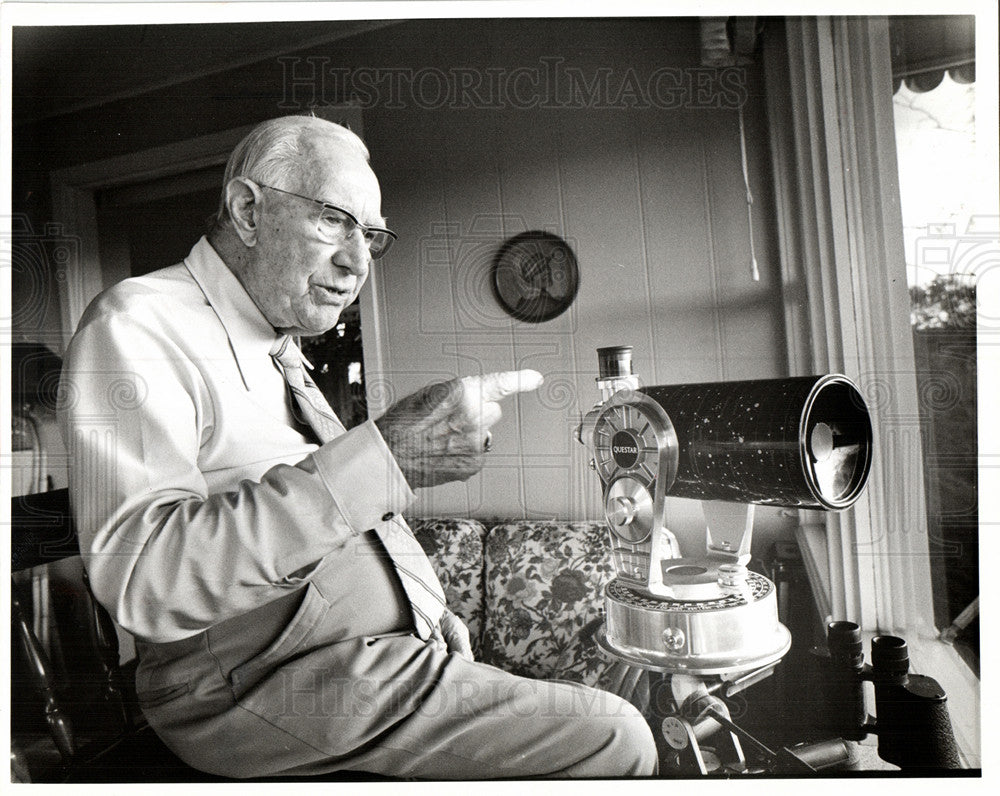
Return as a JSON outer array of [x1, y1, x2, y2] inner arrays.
[[309, 419, 416, 531]]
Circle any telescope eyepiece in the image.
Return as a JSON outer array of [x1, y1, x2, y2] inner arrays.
[[597, 346, 633, 380]]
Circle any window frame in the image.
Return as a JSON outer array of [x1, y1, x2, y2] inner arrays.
[[762, 16, 981, 766]]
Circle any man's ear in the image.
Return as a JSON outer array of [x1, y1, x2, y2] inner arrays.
[[224, 177, 262, 246]]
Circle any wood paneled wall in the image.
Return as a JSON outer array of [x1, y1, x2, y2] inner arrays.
[[356, 19, 792, 542]]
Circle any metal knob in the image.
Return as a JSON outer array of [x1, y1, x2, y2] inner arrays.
[[609, 496, 637, 527], [718, 563, 748, 588]]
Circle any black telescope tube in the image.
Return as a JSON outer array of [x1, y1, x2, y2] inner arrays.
[[640, 375, 873, 509]]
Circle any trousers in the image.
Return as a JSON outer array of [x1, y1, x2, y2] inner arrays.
[[134, 559, 658, 779]]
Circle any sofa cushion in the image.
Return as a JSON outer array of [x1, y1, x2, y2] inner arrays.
[[481, 520, 617, 687], [408, 517, 486, 659]]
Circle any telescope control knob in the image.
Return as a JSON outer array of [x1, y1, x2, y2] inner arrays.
[[604, 477, 654, 544], [610, 496, 637, 527]]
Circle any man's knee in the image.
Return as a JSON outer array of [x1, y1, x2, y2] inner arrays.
[[598, 698, 659, 776], [554, 688, 657, 777]]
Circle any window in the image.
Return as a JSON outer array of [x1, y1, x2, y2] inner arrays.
[[762, 16, 986, 766], [893, 55, 980, 673]]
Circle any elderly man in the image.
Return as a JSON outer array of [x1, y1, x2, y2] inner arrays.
[[59, 115, 657, 779]]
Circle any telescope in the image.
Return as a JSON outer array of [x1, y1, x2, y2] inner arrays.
[[577, 345, 875, 773]]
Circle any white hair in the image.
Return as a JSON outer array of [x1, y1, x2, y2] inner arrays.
[[213, 115, 370, 227]]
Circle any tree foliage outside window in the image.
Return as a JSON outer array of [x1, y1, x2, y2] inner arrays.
[[909, 274, 977, 330]]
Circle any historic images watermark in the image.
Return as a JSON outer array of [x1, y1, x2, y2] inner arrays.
[[909, 216, 998, 330], [257, 666, 750, 723], [279, 57, 748, 112], [2, 214, 80, 345]]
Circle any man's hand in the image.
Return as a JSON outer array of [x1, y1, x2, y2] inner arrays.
[[375, 370, 543, 488], [436, 608, 474, 661]]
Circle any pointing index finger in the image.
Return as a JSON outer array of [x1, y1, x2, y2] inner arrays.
[[476, 370, 544, 402]]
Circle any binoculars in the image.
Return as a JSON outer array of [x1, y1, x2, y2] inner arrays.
[[820, 621, 961, 770]]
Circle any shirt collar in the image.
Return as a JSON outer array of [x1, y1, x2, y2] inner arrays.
[[183, 236, 279, 391]]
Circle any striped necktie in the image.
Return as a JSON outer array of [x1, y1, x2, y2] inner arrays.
[[270, 335, 446, 640], [270, 335, 346, 440]]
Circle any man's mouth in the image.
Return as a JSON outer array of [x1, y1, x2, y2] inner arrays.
[[313, 284, 352, 303]]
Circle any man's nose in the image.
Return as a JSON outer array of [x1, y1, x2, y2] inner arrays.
[[332, 233, 370, 275]]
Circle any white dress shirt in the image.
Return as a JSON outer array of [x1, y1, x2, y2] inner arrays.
[[59, 237, 415, 642]]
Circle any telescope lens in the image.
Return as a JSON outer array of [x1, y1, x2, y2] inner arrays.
[[801, 377, 873, 509]]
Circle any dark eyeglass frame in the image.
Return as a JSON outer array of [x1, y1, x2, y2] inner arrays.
[[257, 182, 397, 259]]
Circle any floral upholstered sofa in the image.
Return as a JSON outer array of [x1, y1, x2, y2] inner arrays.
[[408, 518, 619, 687]]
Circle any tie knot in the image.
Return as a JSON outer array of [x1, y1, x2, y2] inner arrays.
[[270, 335, 301, 371]]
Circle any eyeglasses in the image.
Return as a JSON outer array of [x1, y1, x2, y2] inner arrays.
[[258, 183, 397, 259]]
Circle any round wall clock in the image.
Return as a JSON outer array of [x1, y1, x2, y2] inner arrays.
[[491, 231, 580, 323]]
